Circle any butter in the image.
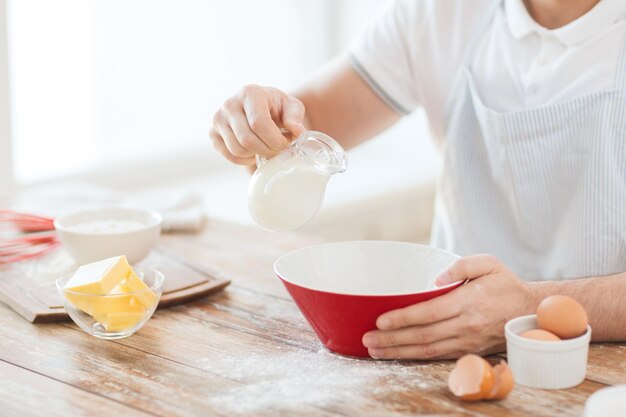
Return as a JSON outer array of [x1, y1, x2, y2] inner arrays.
[[66, 283, 141, 316], [94, 309, 146, 332], [63, 255, 159, 333], [121, 271, 158, 309], [65, 256, 133, 294]]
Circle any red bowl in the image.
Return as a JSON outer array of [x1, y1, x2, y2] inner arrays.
[[274, 241, 463, 358]]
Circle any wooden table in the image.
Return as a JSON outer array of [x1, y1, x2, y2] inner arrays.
[[1, 220, 624, 416]]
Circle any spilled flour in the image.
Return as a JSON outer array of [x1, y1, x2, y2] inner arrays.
[[200, 345, 435, 415]]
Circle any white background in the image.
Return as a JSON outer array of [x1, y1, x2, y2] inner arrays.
[[2, 0, 441, 242], [6, 0, 396, 185]]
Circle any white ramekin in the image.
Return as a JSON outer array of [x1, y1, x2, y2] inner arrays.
[[505, 314, 591, 390], [54, 208, 162, 265], [584, 385, 626, 417]]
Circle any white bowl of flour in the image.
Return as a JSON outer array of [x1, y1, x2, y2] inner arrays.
[[54, 208, 162, 264]]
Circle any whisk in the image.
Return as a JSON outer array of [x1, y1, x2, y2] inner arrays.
[[0, 210, 60, 264]]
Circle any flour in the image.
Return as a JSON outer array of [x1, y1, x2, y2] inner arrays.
[[66, 219, 147, 234], [202, 345, 434, 415]]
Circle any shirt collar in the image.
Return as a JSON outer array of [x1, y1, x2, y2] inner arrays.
[[505, 0, 626, 46]]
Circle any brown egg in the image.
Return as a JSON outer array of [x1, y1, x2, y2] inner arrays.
[[448, 354, 494, 402], [537, 295, 588, 339], [520, 329, 561, 341], [486, 360, 515, 400]]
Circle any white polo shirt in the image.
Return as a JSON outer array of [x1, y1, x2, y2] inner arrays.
[[349, 0, 626, 143]]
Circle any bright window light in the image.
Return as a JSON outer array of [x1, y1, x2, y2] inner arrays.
[[8, 0, 332, 184]]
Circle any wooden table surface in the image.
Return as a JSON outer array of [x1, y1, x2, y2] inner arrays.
[[1, 220, 624, 417]]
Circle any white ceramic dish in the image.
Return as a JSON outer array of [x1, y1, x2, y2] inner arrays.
[[505, 314, 591, 390], [54, 208, 162, 265], [584, 385, 626, 417]]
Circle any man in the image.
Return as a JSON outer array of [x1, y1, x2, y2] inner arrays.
[[210, 0, 626, 359]]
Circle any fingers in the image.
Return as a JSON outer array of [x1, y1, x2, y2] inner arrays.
[[375, 294, 462, 331], [226, 99, 274, 157], [210, 85, 303, 163], [435, 254, 503, 286], [242, 93, 290, 151], [280, 95, 306, 137], [367, 337, 460, 360], [218, 123, 254, 159], [209, 128, 256, 166], [363, 317, 461, 349]]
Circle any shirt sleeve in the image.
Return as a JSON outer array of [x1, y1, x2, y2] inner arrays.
[[348, 0, 423, 115]]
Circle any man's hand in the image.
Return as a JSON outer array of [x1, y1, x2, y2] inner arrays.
[[362, 255, 537, 360], [209, 85, 307, 166], [209, 58, 404, 168]]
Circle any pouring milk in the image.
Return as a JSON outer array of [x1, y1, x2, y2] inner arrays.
[[248, 131, 347, 232]]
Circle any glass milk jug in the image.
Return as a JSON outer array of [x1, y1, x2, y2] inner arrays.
[[248, 131, 347, 231]]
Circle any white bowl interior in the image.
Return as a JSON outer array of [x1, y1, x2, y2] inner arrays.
[[274, 241, 460, 296], [55, 208, 162, 234]]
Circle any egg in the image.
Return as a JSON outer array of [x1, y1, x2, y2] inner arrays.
[[486, 360, 515, 400], [536, 295, 588, 339], [448, 354, 494, 402], [520, 329, 561, 341], [448, 355, 515, 402]]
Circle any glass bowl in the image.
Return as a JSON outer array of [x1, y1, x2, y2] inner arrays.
[[56, 267, 165, 339]]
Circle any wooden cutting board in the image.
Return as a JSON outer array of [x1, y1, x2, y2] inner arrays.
[[0, 246, 230, 323]]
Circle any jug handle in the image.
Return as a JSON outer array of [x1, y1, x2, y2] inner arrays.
[[255, 155, 267, 167]]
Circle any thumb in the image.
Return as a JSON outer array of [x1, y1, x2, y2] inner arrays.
[[434, 254, 502, 286], [281, 96, 306, 138]]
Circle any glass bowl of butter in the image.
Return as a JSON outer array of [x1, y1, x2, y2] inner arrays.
[[56, 255, 164, 339]]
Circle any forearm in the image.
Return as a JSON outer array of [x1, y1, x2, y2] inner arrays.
[[293, 55, 401, 150], [529, 271, 626, 341]]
